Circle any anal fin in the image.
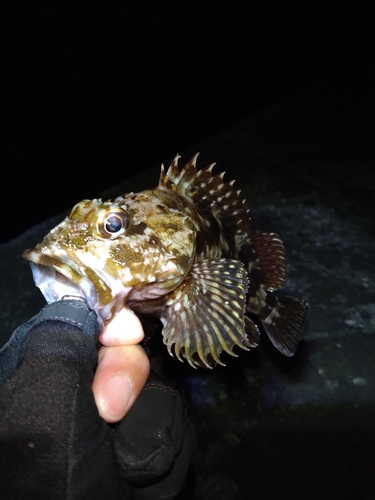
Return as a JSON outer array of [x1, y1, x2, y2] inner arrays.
[[260, 295, 308, 356]]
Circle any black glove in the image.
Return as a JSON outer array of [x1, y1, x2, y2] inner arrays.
[[0, 298, 195, 500]]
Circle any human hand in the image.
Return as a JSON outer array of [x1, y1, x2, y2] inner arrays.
[[92, 308, 150, 423], [0, 298, 195, 499]]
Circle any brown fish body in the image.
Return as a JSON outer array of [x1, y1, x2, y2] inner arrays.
[[23, 154, 308, 367]]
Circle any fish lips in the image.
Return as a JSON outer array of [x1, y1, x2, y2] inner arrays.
[[23, 248, 101, 312]]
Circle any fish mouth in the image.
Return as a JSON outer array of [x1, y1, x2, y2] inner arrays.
[[23, 247, 133, 323], [23, 248, 99, 308]]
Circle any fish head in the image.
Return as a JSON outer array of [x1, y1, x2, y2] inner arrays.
[[23, 191, 197, 323]]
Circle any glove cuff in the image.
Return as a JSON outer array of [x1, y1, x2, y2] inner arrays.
[[36, 296, 99, 335]]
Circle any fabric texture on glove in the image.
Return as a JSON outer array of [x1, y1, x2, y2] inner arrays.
[[0, 298, 195, 500]]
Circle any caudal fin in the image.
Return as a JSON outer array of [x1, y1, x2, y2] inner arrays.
[[260, 295, 308, 356]]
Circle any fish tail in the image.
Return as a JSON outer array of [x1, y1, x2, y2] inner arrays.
[[259, 294, 308, 356]]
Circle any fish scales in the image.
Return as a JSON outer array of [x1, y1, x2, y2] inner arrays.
[[23, 154, 308, 368]]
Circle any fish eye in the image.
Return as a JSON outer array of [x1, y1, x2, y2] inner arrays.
[[98, 209, 129, 238]]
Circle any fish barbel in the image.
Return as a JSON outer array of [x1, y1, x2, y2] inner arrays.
[[23, 154, 308, 368]]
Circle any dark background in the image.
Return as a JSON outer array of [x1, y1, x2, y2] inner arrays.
[[1, 4, 375, 499], [2, 1, 374, 243]]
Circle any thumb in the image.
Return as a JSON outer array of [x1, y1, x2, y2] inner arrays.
[[92, 344, 150, 423]]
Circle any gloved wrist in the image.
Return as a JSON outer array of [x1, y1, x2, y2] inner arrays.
[[33, 296, 100, 336], [0, 296, 99, 384]]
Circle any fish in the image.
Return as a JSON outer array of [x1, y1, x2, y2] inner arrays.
[[23, 154, 308, 368]]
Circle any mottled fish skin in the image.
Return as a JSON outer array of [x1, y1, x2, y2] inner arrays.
[[23, 154, 308, 368]]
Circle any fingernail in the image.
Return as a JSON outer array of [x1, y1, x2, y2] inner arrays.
[[99, 375, 133, 422]]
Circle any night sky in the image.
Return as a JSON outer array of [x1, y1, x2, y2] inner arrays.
[[2, 2, 374, 242]]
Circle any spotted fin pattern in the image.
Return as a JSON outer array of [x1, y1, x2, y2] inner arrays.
[[160, 154, 307, 362], [159, 154, 252, 246], [160, 258, 252, 368]]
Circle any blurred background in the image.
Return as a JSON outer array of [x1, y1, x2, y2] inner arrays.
[[2, 1, 374, 242]]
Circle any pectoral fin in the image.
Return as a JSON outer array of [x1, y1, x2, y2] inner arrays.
[[160, 259, 256, 368]]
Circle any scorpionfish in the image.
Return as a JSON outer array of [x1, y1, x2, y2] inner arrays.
[[23, 154, 308, 368]]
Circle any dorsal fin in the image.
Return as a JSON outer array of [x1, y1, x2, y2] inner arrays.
[[159, 153, 199, 191], [159, 154, 253, 245]]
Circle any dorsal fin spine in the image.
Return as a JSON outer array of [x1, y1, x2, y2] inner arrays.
[[159, 154, 254, 249]]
